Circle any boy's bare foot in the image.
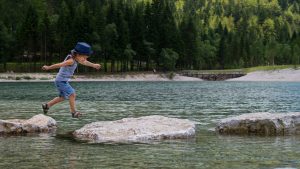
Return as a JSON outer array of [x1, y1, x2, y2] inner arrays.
[[71, 112, 82, 118], [42, 103, 49, 114]]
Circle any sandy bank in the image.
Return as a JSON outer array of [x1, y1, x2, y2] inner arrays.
[[0, 73, 202, 82], [2, 68, 299, 82], [227, 68, 300, 81]]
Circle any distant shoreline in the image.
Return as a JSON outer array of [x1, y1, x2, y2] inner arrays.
[[1, 68, 300, 82], [0, 72, 203, 82]]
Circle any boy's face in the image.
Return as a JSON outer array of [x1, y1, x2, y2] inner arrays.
[[75, 54, 88, 62]]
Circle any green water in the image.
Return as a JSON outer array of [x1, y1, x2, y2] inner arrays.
[[0, 81, 299, 169]]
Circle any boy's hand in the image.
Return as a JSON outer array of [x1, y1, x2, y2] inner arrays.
[[93, 64, 101, 70], [42, 65, 50, 71]]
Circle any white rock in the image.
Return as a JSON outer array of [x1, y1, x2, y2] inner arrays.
[[73, 115, 196, 143], [216, 112, 300, 135], [0, 114, 57, 134]]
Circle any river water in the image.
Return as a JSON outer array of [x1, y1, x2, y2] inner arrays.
[[0, 81, 299, 169]]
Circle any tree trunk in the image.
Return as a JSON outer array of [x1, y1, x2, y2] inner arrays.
[[117, 61, 119, 72], [130, 61, 134, 71], [120, 60, 123, 72], [3, 62, 7, 72], [49, 52, 53, 65], [104, 51, 107, 72], [146, 56, 150, 71], [111, 60, 115, 72]]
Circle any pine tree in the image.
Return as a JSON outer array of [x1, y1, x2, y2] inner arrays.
[[148, 0, 163, 67], [292, 44, 300, 65], [92, 4, 106, 64], [0, 22, 11, 71], [180, 16, 200, 69], [20, 5, 39, 71], [72, 1, 92, 43], [56, 1, 72, 59], [160, 48, 179, 71], [103, 24, 118, 72], [131, 4, 145, 70], [40, 11, 54, 65], [115, 3, 130, 72], [160, 2, 181, 54]]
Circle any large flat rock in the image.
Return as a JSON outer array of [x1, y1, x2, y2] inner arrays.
[[0, 114, 57, 134], [216, 112, 300, 135], [73, 115, 196, 143]]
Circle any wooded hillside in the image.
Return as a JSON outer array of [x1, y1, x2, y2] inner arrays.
[[0, 0, 299, 72]]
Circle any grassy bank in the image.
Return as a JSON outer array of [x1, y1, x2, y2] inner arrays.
[[243, 65, 300, 73]]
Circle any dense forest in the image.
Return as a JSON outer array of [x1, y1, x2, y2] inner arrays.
[[0, 0, 299, 72]]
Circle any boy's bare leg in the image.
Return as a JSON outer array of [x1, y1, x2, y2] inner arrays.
[[69, 93, 76, 113], [47, 97, 65, 108]]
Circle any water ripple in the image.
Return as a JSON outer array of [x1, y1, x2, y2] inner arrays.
[[0, 81, 300, 168]]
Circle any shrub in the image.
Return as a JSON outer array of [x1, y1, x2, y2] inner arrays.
[[22, 76, 32, 80], [167, 72, 175, 79], [160, 48, 179, 71]]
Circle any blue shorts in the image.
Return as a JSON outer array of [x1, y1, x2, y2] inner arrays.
[[54, 81, 75, 99]]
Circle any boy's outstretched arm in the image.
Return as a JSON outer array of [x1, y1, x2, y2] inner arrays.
[[79, 60, 101, 70], [42, 59, 74, 70]]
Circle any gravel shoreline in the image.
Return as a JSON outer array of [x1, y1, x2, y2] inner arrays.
[[1, 68, 299, 82], [0, 73, 203, 82]]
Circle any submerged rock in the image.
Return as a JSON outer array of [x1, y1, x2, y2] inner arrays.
[[73, 115, 196, 143], [0, 114, 57, 134], [216, 112, 300, 135]]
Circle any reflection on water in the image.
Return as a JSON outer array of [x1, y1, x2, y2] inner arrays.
[[0, 82, 299, 168]]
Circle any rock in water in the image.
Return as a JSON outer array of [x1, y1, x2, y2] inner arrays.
[[216, 112, 300, 135], [0, 114, 57, 134], [73, 115, 196, 143]]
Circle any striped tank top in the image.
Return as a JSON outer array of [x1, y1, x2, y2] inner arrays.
[[55, 55, 78, 81]]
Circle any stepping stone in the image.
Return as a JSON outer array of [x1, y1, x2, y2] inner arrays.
[[0, 114, 57, 134], [216, 112, 300, 135], [73, 115, 196, 143]]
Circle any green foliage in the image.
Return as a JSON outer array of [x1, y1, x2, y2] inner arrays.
[[124, 44, 136, 61], [292, 44, 300, 65], [20, 5, 39, 54], [160, 48, 179, 71], [39, 77, 49, 80], [22, 76, 33, 80], [200, 40, 217, 69], [167, 72, 175, 79], [0, 0, 299, 72], [0, 21, 12, 70]]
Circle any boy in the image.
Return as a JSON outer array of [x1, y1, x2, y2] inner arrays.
[[41, 42, 101, 118]]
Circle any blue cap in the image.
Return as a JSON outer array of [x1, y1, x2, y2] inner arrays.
[[72, 42, 93, 56]]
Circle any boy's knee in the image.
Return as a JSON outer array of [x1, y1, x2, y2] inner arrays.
[[70, 93, 76, 98]]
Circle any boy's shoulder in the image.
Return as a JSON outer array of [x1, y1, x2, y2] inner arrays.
[[65, 55, 76, 62], [65, 54, 73, 60], [63, 56, 76, 66]]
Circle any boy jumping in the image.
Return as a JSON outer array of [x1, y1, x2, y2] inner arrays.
[[41, 42, 101, 118]]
